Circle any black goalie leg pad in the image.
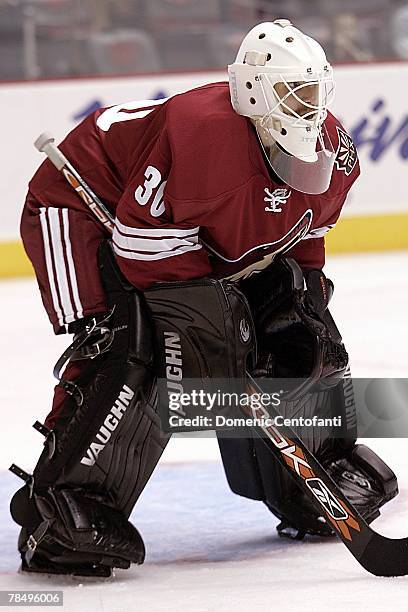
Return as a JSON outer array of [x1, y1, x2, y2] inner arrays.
[[10, 242, 169, 575], [219, 257, 398, 539], [275, 442, 398, 540], [265, 376, 398, 538], [144, 278, 256, 380], [219, 378, 354, 538], [144, 277, 257, 426]]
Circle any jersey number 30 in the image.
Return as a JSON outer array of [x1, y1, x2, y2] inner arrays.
[[134, 165, 166, 218]]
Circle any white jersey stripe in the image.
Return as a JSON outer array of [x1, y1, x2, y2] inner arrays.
[[113, 241, 202, 261], [39, 208, 64, 328], [115, 218, 199, 238], [113, 227, 199, 253], [62, 208, 83, 320], [48, 208, 75, 324]]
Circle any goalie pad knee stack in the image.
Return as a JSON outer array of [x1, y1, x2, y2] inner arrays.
[[144, 277, 257, 427]]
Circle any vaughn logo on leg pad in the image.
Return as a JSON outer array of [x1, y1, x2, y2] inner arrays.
[[80, 385, 135, 466], [164, 331, 184, 397]]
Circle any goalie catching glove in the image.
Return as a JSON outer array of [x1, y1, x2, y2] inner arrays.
[[244, 257, 349, 398]]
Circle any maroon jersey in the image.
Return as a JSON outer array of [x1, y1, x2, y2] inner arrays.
[[21, 82, 359, 333]]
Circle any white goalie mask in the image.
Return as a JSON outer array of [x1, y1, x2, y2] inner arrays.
[[228, 20, 336, 194]]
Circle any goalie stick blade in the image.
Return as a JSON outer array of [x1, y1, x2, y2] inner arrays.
[[358, 531, 408, 577], [246, 374, 408, 577]]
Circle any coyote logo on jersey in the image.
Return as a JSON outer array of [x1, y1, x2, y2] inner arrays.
[[335, 127, 357, 176], [222, 209, 313, 281], [264, 188, 291, 213]]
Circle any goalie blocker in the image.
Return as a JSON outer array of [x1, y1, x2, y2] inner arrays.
[[218, 258, 398, 538], [9, 242, 256, 577]]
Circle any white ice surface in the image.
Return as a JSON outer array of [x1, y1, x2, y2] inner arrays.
[[0, 251, 408, 611]]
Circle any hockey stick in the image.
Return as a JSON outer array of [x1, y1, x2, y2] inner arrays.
[[35, 133, 408, 576], [246, 375, 408, 577]]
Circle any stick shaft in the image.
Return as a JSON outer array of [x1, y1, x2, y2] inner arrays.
[[34, 132, 114, 234]]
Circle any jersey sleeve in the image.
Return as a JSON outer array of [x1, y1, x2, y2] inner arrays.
[[21, 189, 109, 335], [20, 112, 120, 334], [111, 91, 234, 291], [283, 200, 342, 270]]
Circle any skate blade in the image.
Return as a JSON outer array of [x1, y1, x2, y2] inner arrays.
[[18, 562, 114, 581]]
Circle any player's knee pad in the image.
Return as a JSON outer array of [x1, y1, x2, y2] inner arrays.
[[9, 241, 167, 575]]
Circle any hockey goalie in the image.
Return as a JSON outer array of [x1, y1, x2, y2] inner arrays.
[[10, 20, 397, 577]]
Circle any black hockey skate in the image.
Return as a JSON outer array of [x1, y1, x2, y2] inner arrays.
[[10, 475, 145, 578], [18, 527, 118, 578]]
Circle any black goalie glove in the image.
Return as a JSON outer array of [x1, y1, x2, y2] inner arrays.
[[241, 257, 349, 399]]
